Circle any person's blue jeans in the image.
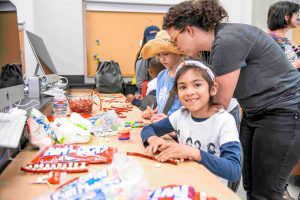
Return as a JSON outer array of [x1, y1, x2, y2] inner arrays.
[[240, 103, 300, 200]]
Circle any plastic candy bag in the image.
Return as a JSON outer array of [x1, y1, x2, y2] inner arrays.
[[148, 185, 218, 200], [50, 153, 148, 200], [27, 108, 56, 149], [89, 110, 122, 137], [53, 113, 92, 144], [31, 144, 115, 164]]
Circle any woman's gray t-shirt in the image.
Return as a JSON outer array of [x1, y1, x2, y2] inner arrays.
[[211, 23, 300, 115]]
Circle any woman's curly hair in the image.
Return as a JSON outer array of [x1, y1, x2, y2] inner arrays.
[[163, 0, 228, 31]]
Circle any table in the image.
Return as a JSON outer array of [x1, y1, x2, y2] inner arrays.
[[0, 90, 240, 200]]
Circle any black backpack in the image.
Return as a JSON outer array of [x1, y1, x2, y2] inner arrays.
[[95, 60, 124, 93], [0, 64, 24, 88]]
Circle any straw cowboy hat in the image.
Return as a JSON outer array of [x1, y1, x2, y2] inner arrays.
[[141, 30, 181, 59]]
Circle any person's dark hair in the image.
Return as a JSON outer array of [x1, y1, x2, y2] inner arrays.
[[174, 64, 215, 105], [268, 1, 300, 31], [163, 0, 228, 31], [148, 57, 165, 76], [134, 26, 160, 70], [135, 36, 149, 62]]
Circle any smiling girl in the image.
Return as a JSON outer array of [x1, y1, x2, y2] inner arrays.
[[140, 60, 241, 183]]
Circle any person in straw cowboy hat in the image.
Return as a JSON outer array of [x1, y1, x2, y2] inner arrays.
[[140, 30, 183, 122]]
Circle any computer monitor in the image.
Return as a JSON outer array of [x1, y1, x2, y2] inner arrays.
[[0, 0, 24, 111], [26, 30, 60, 86]]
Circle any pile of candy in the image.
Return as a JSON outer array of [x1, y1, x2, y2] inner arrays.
[[21, 162, 88, 173], [103, 104, 133, 118], [124, 121, 147, 128], [68, 96, 93, 114]]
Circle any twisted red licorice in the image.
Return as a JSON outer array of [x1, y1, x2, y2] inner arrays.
[[92, 90, 102, 110], [126, 152, 179, 165]]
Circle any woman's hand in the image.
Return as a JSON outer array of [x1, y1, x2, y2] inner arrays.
[[126, 94, 135, 103], [146, 136, 166, 153], [155, 143, 201, 162], [141, 106, 157, 119], [151, 113, 167, 123]]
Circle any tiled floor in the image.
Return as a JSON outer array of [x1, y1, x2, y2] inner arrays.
[[236, 179, 300, 200]]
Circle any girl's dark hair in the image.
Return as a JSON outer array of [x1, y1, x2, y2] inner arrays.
[[267, 1, 300, 31], [174, 64, 215, 105], [148, 57, 165, 75], [163, 0, 228, 31]]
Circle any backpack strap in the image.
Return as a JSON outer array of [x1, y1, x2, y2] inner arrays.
[[163, 85, 176, 115]]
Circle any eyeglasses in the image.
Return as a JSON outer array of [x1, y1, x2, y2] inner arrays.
[[170, 27, 185, 46]]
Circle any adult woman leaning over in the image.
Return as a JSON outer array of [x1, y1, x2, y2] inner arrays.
[[163, 0, 300, 200]]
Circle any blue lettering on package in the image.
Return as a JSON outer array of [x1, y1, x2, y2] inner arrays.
[[50, 169, 121, 200], [148, 185, 191, 199]]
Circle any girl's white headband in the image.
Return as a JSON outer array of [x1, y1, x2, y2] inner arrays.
[[175, 60, 215, 81]]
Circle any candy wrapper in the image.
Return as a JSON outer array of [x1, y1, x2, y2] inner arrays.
[[27, 108, 57, 149], [148, 185, 199, 200], [31, 144, 115, 164], [148, 185, 218, 200], [88, 110, 122, 137], [53, 113, 92, 144], [50, 153, 148, 200]]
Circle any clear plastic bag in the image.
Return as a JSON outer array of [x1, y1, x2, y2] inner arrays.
[[50, 153, 148, 200], [89, 110, 122, 137], [53, 113, 92, 144], [27, 108, 56, 149]]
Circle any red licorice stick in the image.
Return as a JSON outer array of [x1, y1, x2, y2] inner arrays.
[[126, 152, 179, 165]]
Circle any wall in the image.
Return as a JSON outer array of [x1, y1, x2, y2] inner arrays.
[[10, 0, 35, 77], [221, 0, 252, 24], [11, 0, 84, 77], [84, 0, 253, 83], [251, 0, 279, 31], [12, 0, 254, 82], [33, 0, 84, 75]]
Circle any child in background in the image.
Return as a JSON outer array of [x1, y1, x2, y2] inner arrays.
[[141, 60, 241, 183], [140, 30, 183, 122], [126, 57, 165, 108], [134, 25, 160, 94]]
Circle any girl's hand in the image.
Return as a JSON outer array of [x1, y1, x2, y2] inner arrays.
[[126, 94, 135, 103], [151, 113, 167, 123], [141, 106, 155, 119], [145, 136, 166, 153], [292, 59, 300, 68], [135, 95, 143, 100], [156, 143, 201, 162]]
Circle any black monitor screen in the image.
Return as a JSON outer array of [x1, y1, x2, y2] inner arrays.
[[26, 30, 57, 75]]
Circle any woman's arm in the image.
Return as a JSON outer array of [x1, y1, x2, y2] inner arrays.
[[200, 141, 241, 181], [214, 69, 240, 109]]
